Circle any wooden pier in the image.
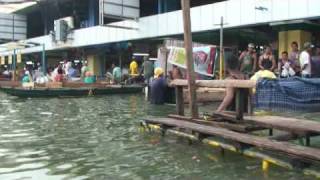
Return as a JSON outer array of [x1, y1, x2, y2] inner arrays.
[[141, 79, 320, 178]]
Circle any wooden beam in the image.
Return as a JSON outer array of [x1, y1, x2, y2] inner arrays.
[[168, 114, 267, 132], [214, 112, 320, 136], [181, 0, 198, 118], [245, 116, 320, 135], [170, 79, 256, 88], [144, 117, 320, 163], [235, 89, 245, 120], [175, 86, 184, 116]]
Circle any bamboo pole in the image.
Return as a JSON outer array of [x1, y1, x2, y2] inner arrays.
[[181, 0, 199, 118]]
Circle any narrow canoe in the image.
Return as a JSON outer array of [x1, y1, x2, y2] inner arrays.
[[0, 85, 144, 98]]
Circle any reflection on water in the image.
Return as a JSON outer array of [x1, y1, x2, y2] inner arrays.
[[0, 93, 316, 179]]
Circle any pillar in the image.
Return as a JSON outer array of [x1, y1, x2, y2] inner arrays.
[[278, 30, 312, 58], [158, 0, 163, 14], [87, 54, 102, 76], [88, 0, 98, 27], [278, 31, 288, 58]]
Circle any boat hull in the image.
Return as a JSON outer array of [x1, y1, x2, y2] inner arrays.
[[0, 85, 144, 98]]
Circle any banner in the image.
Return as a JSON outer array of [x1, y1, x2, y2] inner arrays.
[[168, 46, 217, 77]]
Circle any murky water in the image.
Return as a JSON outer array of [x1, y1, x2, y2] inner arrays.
[[0, 93, 317, 180]]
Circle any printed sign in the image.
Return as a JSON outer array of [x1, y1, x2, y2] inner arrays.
[[168, 46, 217, 77]]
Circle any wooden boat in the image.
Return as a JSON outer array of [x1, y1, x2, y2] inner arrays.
[[0, 84, 144, 98]]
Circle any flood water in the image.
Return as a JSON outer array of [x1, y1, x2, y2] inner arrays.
[[0, 93, 317, 180]]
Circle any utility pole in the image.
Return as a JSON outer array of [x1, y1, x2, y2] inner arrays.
[[181, 0, 199, 118]]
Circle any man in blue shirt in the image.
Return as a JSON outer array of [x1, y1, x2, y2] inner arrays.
[[150, 67, 167, 105]]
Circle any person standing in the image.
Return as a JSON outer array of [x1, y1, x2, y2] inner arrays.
[[150, 68, 167, 105], [311, 46, 320, 77], [239, 43, 257, 76], [289, 41, 301, 73], [258, 46, 276, 72], [299, 42, 314, 78]]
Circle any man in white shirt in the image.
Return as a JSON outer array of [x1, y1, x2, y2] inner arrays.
[[299, 42, 314, 78]]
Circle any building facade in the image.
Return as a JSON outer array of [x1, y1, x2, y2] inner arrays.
[[0, 0, 319, 76]]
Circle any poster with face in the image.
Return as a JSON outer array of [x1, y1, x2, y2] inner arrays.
[[167, 46, 217, 77]]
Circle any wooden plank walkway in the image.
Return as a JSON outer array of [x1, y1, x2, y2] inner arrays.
[[144, 117, 320, 163], [245, 116, 320, 134], [213, 112, 320, 135]]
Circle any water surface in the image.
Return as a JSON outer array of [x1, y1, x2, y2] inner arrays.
[[0, 93, 317, 179]]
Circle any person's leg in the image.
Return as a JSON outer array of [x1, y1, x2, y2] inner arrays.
[[217, 87, 235, 112]]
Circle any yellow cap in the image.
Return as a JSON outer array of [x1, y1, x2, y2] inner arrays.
[[154, 67, 164, 78]]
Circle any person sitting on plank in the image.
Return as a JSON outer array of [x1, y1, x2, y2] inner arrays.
[[217, 55, 246, 112]]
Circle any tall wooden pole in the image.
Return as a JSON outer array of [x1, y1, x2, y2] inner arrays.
[[219, 16, 224, 80], [181, 0, 199, 118]]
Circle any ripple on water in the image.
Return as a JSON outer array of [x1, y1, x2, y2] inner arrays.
[[0, 93, 317, 180]]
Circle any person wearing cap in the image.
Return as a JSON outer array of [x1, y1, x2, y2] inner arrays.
[[239, 43, 257, 76], [299, 42, 314, 78], [150, 67, 167, 105]]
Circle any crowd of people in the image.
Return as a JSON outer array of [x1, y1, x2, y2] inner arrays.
[[17, 60, 97, 85], [217, 41, 319, 112], [239, 41, 319, 79]]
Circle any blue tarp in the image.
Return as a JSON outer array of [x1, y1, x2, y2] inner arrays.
[[255, 77, 320, 112]]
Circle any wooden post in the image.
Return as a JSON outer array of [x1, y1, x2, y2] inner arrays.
[[163, 47, 168, 78], [247, 90, 253, 115], [175, 86, 184, 116], [235, 88, 244, 120], [42, 44, 46, 75], [181, 0, 199, 118], [219, 16, 224, 80], [12, 49, 16, 82]]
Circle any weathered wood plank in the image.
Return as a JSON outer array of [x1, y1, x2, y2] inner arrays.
[[213, 112, 320, 135], [245, 116, 320, 134], [170, 79, 256, 88], [144, 117, 320, 162], [168, 114, 249, 132], [168, 114, 266, 132]]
